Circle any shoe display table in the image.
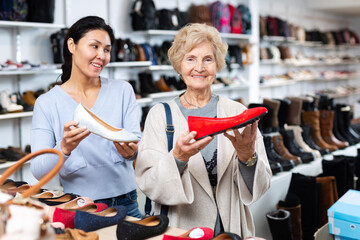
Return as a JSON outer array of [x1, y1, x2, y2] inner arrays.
[[250, 143, 359, 238], [96, 216, 187, 239]]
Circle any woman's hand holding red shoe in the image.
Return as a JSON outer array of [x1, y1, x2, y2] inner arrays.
[[224, 121, 258, 163], [173, 131, 213, 162]]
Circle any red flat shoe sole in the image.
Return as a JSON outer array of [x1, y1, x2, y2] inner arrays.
[[188, 107, 268, 140]]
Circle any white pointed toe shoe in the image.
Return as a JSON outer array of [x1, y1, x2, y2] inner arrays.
[[73, 104, 139, 143]]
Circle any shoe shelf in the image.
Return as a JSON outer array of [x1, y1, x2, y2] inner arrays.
[[261, 36, 360, 49], [0, 20, 65, 29], [0, 111, 33, 120], [135, 29, 251, 41], [0, 160, 29, 170], [260, 75, 360, 88], [0, 68, 62, 76], [106, 61, 152, 68], [260, 60, 360, 67]]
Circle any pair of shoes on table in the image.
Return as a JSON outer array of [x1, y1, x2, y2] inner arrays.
[[73, 104, 138, 143], [188, 107, 268, 140], [50, 203, 108, 228]]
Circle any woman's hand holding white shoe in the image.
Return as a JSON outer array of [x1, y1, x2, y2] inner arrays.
[[114, 142, 138, 159], [60, 120, 90, 156]]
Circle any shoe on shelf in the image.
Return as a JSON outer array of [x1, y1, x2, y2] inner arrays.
[[116, 215, 169, 240], [163, 227, 214, 240], [0, 90, 23, 113], [188, 107, 268, 140], [73, 104, 139, 143]]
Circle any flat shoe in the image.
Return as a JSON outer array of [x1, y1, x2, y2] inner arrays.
[[74, 205, 128, 232], [38, 193, 81, 206], [188, 107, 268, 140], [116, 215, 169, 240], [73, 104, 139, 143], [163, 227, 214, 239], [50, 203, 108, 228]]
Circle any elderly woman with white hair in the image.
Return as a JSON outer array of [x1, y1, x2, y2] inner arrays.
[[135, 23, 271, 238]]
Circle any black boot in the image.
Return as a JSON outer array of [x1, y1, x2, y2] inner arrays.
[[263, 135, 295, 171], [275, 98, 291, 129], [335, 104, 360, 145], [248, 103, 273, 134], [280, 128, 314, 163], [138, 72, 159, 97], [266, 209, 293, 240]]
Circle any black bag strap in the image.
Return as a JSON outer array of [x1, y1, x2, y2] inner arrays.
[[144, 102, 173, 216]]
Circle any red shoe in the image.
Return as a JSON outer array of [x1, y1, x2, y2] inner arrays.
[[50, 203, 108, 228], [163, 227, 214, 240], [188, 107, 268, 140]]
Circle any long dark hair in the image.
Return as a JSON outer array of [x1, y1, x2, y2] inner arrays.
[[61, 16, 115, 83]]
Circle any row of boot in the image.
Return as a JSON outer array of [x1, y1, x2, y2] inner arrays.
[[267, 149, 360, 240], [248, 94, 359, 175]]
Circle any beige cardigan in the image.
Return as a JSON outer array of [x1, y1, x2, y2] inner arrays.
[[135, 96, 272, 238]]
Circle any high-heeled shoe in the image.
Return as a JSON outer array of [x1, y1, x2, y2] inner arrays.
[[74, 205, 128, 232], [73, 104, 139, 143], [188, 107, 268, 140], [116, 215, 169, 240], [163, 227, 214, 240]]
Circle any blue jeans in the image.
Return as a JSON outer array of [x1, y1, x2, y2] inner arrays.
[[94, 189, 142, 219]]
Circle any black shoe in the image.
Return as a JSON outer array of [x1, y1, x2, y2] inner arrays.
[[116, 215, 169, 240], [280, 129, 314, 163], [263, 135, 295, 171]]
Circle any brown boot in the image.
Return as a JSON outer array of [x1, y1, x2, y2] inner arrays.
[[319, 110, 349, 149], [285, 97, 302, 126], [155, 76, 173, 92], [302, 110, 338, 151], [263, 98, 280, 130], [272, 134, 302, 165], [276, 203, 302, 240], [316, 176, 339, 226]]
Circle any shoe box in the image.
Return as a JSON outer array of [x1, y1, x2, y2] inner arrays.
[[328, 189, 360, 240]]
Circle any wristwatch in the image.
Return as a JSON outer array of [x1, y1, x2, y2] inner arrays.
[[241, 152, 258, 167]]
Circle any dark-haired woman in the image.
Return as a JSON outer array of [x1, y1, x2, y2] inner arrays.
[[30, 16, 142, 218]]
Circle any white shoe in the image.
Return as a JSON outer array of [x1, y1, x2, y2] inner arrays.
[[73, 104, 138, 143], [0, 90, 23, 113]]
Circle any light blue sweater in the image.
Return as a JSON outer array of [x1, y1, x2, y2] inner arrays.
[[30, 77, 141, 200]]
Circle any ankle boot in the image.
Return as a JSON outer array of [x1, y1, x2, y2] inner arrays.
[[263, 135, 295, 171], [266, 209, 293, 240], [301, 110, 338, 151], [301, 124, 329, 155], [285, 97, 303, 126], [280, 129, 314, 163], [285, 125, 321, 159], [272, 133, 302, 165], [0, 90, 23, 113], [316, 176, 338, 227], [263, 98, 280, 132], [277, 193, 302, 240], [319, 109, 349, 149], [138, 72, 159, 97]]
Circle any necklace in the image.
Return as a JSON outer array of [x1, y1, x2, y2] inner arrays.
[[183, 94, 201, 109]]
